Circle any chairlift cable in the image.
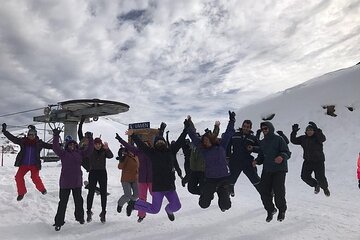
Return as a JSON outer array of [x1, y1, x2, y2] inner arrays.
[[0, 107, 44, 118]]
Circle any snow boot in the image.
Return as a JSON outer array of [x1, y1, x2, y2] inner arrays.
[[323, 188, 330, 197], [137, 216, 145, 223], [17, 195, 24, 201], [166, 212, 175, 221], [99, 211, 106, 223], [117, 205, 122, 213], [86, 210, 93, 223], [277, 211, 285, 222], [314, 185, 320, 194], [126, 200, 135, 217], [229, 184, 235, 197], [266, 209, 277, 222], [53, 223, 61, 231], [41, 189, 47, 195], [77, 219, 85, 224]]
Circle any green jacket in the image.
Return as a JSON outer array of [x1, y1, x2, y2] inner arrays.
[[256, 122, 291, 172]]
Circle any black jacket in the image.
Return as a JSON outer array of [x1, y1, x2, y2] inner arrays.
[[227, 129, 259, 167], [132, 129, 187, 192], [290, 128, 326, 162]]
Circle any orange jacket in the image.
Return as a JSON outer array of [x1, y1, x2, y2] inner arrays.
[[118, 153, 139, 182]]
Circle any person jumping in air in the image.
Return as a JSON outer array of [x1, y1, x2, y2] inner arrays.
[[186, 111, 235, 212], [2, 123, 52, 201], [125, 121, 188, 221], [290, 121, 330, 197], [52, 129, 94, 231]]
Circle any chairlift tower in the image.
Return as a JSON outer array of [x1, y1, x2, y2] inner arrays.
[[33, 99, 130, 141]]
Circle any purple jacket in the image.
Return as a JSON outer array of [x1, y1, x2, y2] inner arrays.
[[53, 135, 94, 189], [188, 120, 235, 179], [2, 130, 52, 170], [117, 137, 152, 183]]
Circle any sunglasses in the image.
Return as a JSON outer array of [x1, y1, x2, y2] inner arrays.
[[261, 127, 269, 131]]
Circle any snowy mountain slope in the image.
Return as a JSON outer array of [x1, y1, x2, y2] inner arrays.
[[0, 65, 360, 240]]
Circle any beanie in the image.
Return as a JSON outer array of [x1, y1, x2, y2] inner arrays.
[[94, 138, 103, 144]]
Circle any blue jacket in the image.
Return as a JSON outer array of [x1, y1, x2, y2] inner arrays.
[[227, 129, 259, 167]]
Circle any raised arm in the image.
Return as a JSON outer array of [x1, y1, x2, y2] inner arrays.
[[290, 124, 302, 145], [81, 132, 94, 157], [220, 111, 236, 149], [115, 133, 141, 155], [78, 117, 85, 141], [213, 121, 220, 137], [103, 142, 114, 158], [2, 123, 21, 145], [185, 116, 201, 147], [52, 129, 65, 157], [277, 130, 289, 145], [126, 129, 151, 153], [170, 124, 188, 154]]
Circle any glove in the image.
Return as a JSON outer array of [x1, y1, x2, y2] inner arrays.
[[52, 128, 61, 136], [183, 119, 190, 129], [115, 133, 122, 141], [308, 121, 318, 130], [229, 111, 236, 122], [292, 124, 300, 132], [204, 128, 211, 134], [2, 123, 7, 132], [85, 131, 93, 139], [159, 122, 167, 131]]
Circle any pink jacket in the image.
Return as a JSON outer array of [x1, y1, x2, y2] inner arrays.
[[357, 153, 360, 180]]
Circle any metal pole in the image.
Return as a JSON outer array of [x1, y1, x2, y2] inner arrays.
[[42, 123, 46, 158], [1, 146, 4, 167]]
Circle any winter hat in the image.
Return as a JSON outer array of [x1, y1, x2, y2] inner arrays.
[[94, 137, 103, 144], [153, 136, 166, 145], [306, 125, 315, 131], [65, 135, 73, 142], [27, 128, 37, 136], [65, 140, 78, 150]]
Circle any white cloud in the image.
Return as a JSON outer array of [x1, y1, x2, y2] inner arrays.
[[0, 0, 359, 127]]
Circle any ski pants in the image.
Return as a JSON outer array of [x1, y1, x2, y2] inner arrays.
[[87, 170, 107, 212], [137, 182, 152, 218], [301, 161, 328, 189], [187, 171, 205, 195], [134, 190, 181, 215], [15, 165, 46, 195], [259, 171, 287, 213], [54, 188, 84, 226], [118, 181, 139, 207], [199, 177, 231, 211], [229, 162, 261, 192]]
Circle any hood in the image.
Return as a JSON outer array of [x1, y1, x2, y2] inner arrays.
[[260, 121, 275, 135]]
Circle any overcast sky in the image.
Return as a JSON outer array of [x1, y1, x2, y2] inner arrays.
[[1, 0, 360, 128]]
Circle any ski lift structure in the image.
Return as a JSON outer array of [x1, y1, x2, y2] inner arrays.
[[33, 99, 130, 162]]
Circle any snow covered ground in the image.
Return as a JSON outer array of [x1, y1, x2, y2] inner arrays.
[[1, 64, 360, 240]]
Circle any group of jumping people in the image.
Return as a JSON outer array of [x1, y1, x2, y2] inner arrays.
[[1, 111, 341, 231]]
